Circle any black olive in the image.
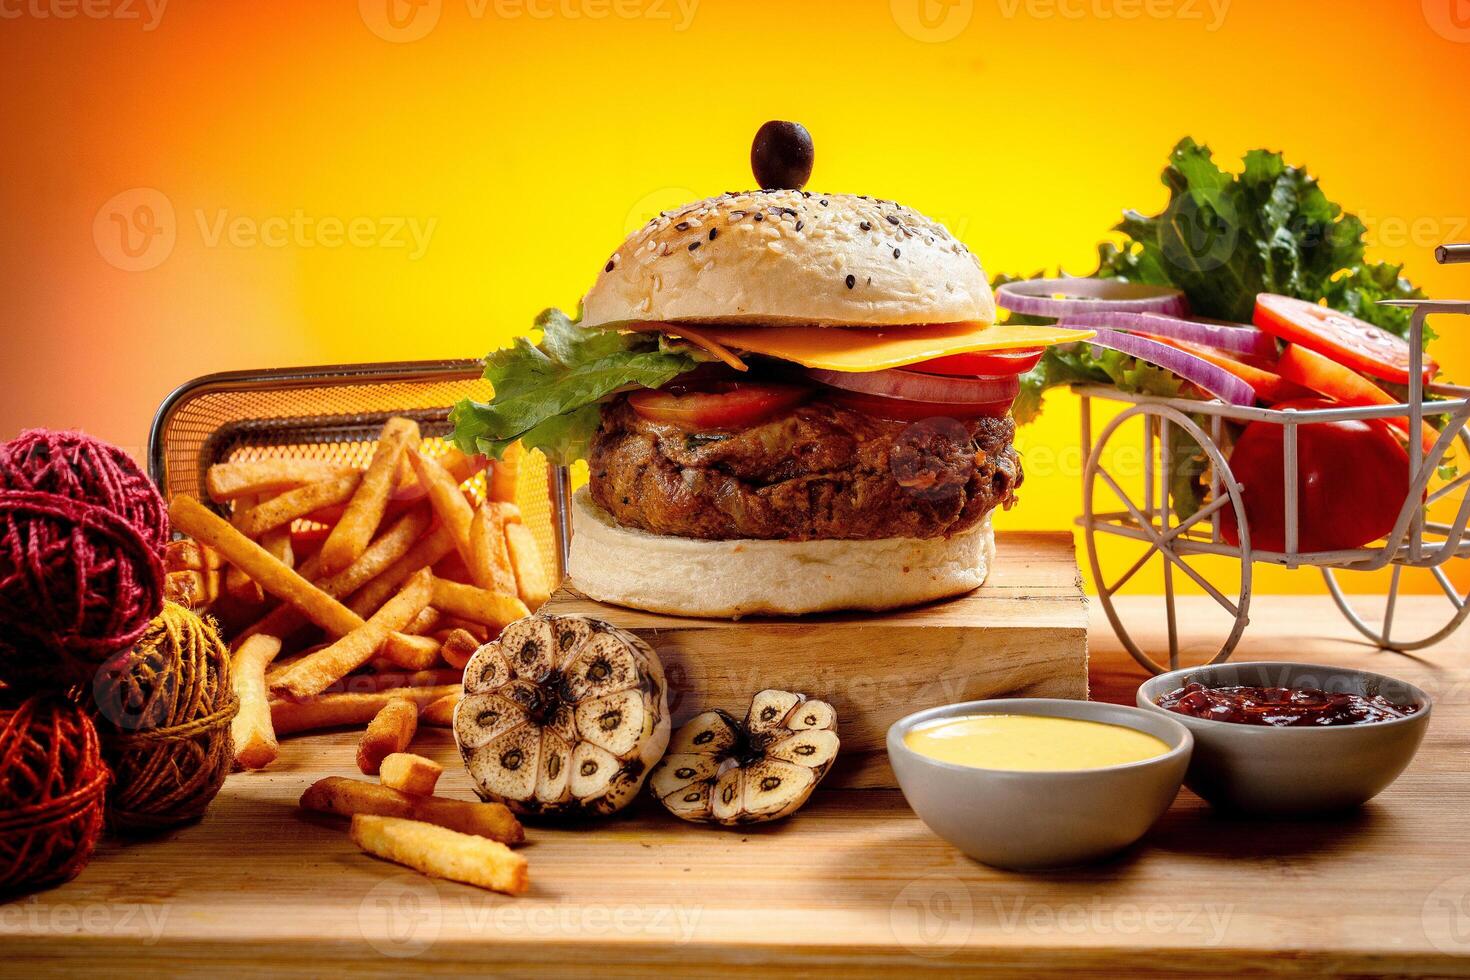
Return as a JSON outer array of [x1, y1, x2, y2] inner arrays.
[[751, 121, 814, 191]]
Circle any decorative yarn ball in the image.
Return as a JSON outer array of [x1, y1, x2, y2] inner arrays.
[[90, 602, 238, 833], [0, 491, 165, 690], [0, 693, 110, 893], [0, 430, 167, 555]]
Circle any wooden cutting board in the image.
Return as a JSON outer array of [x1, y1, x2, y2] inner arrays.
[[543, 530, 1090, 787], [3, 596, 1467, 977]]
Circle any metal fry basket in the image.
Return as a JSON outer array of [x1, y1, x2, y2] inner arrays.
[[147, 359, 568, 583], [1079, 246, 1470, 673]]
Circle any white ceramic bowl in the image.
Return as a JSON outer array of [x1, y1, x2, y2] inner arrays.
[[1137, 662, 1430, 815], [887, 698, 1192, 869]]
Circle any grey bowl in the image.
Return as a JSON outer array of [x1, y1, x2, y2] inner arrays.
[[1137, 662, 1431, 816], [887, 699, 1192, 870]]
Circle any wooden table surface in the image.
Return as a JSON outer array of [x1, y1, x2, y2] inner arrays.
[[3, 594, 1469, 977]]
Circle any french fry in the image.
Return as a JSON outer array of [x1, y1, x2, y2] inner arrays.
[[225, 494, 266, 604], [430, 577, 529, 630], [169, 496, 364, 637], [439, 628, 481, 671], [407, 448, 478, 583], [348, 668, 463, 692], [165, 569, 218, 609], [351, 815, 528, 895], [347, 525, 457, 618], [319, 417, 421, 574], [469, 501, 519, 594], [436, 617, 490, 643], [504, 521, 552, 608], [419, 692, 460, 727], [270, 684, 460, 735], [392, 447, 483, 504], [231, 634, 283, 770], [301, 776, 524, 844], [402, 605, 443, 637], [164, 539, 222, 572], [237, 509, 429, 645], [206, 459, 358, 502], [489, 441, 523, 503], [270, 569, 432, 698], [356, 699, 419, 775], [233, 473, 363, 537], [379, 753, 443, 796], [378, 632, 441, 671]]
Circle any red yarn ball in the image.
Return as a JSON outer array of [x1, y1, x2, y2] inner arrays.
[[0, 491, 164, 689], [0, 430, 167, 555], [0, 693, 109, 893]]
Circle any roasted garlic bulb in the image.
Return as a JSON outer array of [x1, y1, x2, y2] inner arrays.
[[651, 690, 838, 825], [454, 614, 670, 817]]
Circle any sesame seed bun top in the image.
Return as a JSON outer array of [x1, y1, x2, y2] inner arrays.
[[581, 189, 994, 329]]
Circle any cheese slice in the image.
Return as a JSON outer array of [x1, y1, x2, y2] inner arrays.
[[676, 322, 1095, 373]]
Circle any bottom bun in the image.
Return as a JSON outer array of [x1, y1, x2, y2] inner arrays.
[[567, 487, 995, 619]]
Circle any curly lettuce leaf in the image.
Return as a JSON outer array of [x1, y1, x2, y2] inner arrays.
[[449, 309, 698, 465]]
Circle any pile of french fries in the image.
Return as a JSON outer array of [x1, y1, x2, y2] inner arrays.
[[164, 418, 550, 775], [160, 419, 549, 893]]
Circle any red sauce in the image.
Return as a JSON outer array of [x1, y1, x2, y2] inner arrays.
[[1156, 682, 1420, 727]]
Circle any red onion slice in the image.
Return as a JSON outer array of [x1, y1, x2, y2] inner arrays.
[[807, 368, 1020, 405], [995, 278, 1188, 318], [1081, 328, 1256, 406], [1059, 311, 1276, 358]]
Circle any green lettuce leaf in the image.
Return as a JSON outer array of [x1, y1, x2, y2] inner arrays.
[[449, 309, 698, 465]]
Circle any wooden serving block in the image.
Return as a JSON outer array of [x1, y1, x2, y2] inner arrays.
[[542, 530, 1089, 788]]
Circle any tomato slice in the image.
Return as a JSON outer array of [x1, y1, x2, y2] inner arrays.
[[828, 390, 1015, 422], [1139, 333, 1309, 405], [1275, 344, 1438, 453], [1254, 294, 1437, 385], [628, 382, 808, 430], [913, 349, 1045, 377]]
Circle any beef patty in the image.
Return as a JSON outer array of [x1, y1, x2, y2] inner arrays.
[[588, 395, 1022, 541]]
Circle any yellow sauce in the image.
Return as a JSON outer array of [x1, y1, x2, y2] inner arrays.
[[904, 714, 1170, 772]]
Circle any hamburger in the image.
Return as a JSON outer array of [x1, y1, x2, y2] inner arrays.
[[451, 124, 1087, 618]]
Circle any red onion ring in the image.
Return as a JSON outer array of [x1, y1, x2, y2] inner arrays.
[[807, 368, 1020, 405], [1082, 328, 1256, 406], [1058, 311, 1276, 358], [996, 278, 1188, 318]]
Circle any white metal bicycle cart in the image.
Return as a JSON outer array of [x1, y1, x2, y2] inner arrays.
[[1078, 245, 1470, 674]]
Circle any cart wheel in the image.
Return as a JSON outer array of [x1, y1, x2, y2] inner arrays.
[[1323, 426, 1470, 651], [1083, 403, 1253, 675]]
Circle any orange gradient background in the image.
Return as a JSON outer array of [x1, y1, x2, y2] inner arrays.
[[2, 0, 1467, 602]]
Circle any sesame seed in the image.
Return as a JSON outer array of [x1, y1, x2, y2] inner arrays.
[[709, 228, 718, 241], [688, 241, 701, 251], [676, 221, 690, 231], [845, 274, 856, 289], [605, 259, 616, 272], [886, 216, 900, 226], [795, 220, 804, 231], [860, 221, 871, 232], [820, 199, 829, 207], [893, 248, 901, 258], [755, 214, 764, 222]]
